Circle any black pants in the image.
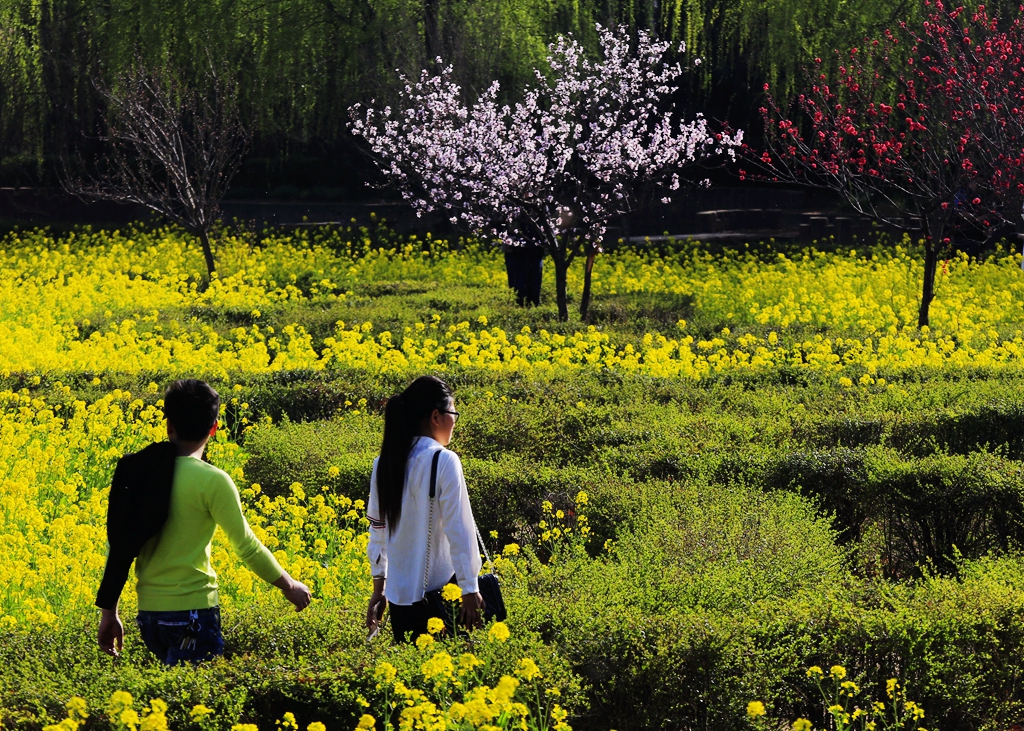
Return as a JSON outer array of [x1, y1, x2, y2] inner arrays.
[[389, 600, 434, 644], [504, 247, 544, 306], [390, 591, 465, 644]]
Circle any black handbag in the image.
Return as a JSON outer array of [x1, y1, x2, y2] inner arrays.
[[422, 449, 507, 629]]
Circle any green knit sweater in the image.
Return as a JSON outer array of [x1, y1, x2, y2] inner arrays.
[[133, 456, 283, 611]]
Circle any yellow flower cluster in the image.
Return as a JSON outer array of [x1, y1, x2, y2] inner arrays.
[[535, 492, 590, 553], [4, 227, 1024, 383], [584, 241, 1024, 336], [9, 312, 1024, 383], [767, 664, 928, 731], [0, 388, 167, 625], [0, 387, 369, 625], [0, 226, 500, 377], [44, 693, 339, 731], [324, 319, 1024, 382], [42, 695, 88, 731], [368, 640, 569, 731]]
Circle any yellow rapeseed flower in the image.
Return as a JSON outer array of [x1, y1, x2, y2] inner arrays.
[[108, 691, 135, 726], [459, 653, 484, 674], [516, 658, 542, 681], [374, 661, 397, 685], [120, 708, 141, 730], [148, 700, 168, 716], [746, 701, 766, 718], [415, 633, 435, 650], [488, 621, 510, 642], [905, 701, 925, 720], [421, 651, 455, 681], [190, 706, 214, 719], [66, 697, 88, 721]]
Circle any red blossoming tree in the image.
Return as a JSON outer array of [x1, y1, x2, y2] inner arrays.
[[907, 3, 1024, 237], [753, 1, 1024, 327]]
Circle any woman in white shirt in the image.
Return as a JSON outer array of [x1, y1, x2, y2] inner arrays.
[[365, 375, 485, 642]]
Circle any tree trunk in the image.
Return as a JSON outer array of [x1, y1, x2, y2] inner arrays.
[[919, 216, 943, 328], [424, 0, 441, 69], [918, 244, 938, 328], [198, 229, 216, 277], [553, 255, 569, 321], [579, 247, 597, 321]]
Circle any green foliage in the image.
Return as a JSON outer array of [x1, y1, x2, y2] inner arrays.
[[7, 0, 1024, 185], [241, 414, 378, 498], [221, 366, 1024, 729], [11, 229, 1024, 729], [512, 479, 846, 731], [0, 608, 580, 730]]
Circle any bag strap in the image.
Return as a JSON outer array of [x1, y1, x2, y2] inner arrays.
[[422, 449, 442, 595], [430, 449, 440, 499], [475, 524, 496, 577]]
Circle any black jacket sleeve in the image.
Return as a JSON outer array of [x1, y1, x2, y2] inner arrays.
[[96, 456, 131, 609], [95, 546, 134, 610], [94, 444, 178, 610]]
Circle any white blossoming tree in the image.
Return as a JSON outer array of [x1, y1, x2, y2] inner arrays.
[[351, 25, 742, 320]]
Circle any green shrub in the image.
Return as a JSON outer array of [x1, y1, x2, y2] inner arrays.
[[746, 556, 1024, 731], [0, 604, 581, 731], [765, 447, 1024, 575], [242, 415, 378, 497], [514, 480, 847, 731]]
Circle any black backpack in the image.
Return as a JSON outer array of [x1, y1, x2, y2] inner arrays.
[[95, 441, 178, 610]]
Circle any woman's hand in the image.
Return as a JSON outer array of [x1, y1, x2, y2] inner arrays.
[[459, 592, 486, 629], [366, 589, 386, 634]]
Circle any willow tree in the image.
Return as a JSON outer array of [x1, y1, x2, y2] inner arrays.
[[0, 0, 953, 187]]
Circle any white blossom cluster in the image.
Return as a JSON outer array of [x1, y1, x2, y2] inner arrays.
[[350, 25, 742, 254]]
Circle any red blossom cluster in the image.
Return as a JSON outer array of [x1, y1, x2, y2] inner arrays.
[[751, 1, 1024, 326]]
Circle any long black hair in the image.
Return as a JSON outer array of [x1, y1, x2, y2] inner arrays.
[[376, 375, 453, 535]]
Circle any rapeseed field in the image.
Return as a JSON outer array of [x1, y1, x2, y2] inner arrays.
[[6, 223, 1024, 731], [4, 226, 1024, 380]]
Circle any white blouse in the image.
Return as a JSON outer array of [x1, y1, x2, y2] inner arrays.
[[366, 436, 481, 606]]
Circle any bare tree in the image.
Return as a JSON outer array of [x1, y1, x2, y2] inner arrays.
[[64, 65, 249, 276]]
